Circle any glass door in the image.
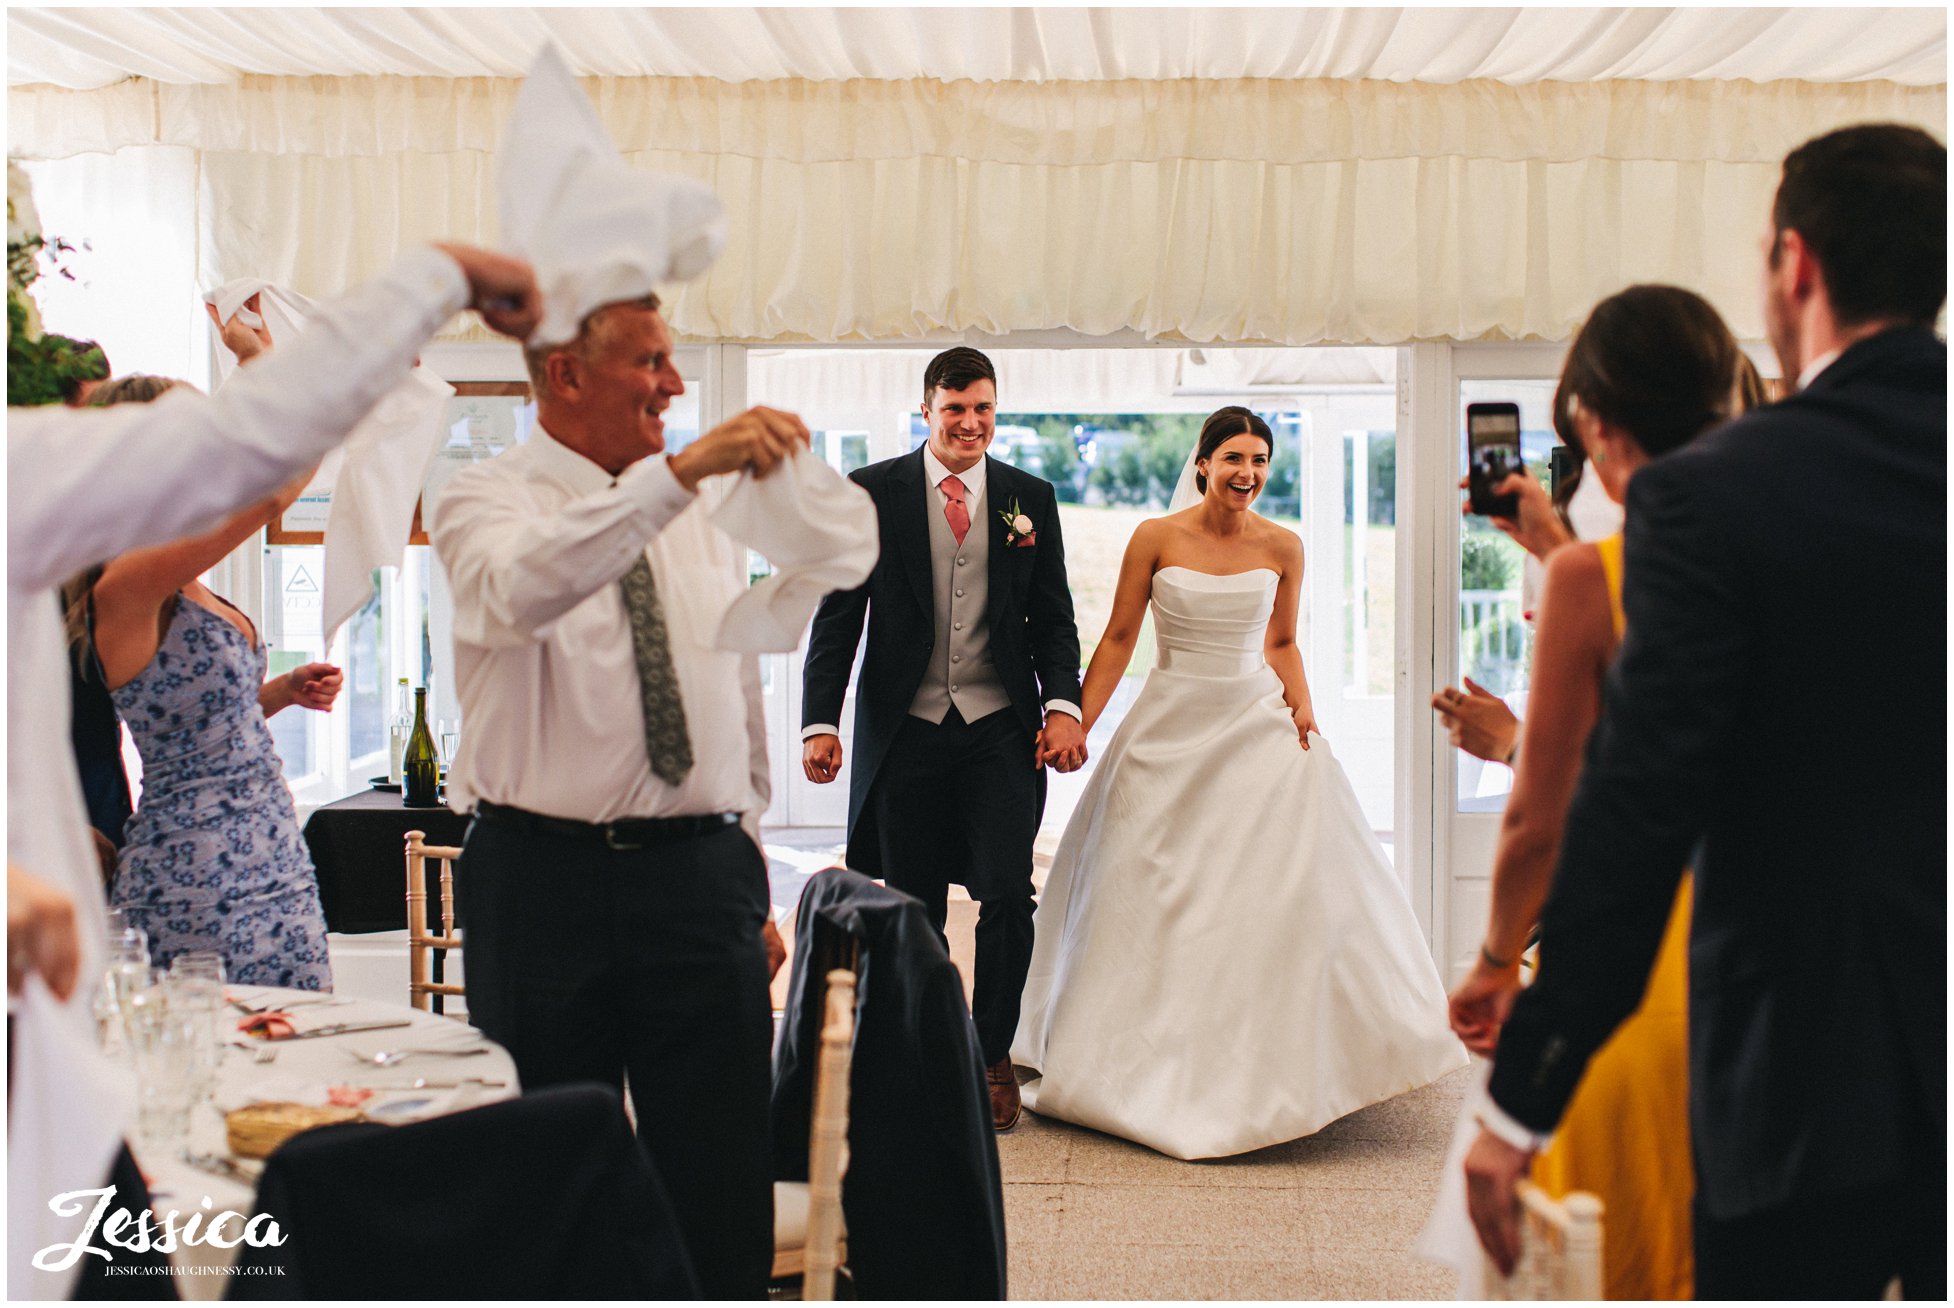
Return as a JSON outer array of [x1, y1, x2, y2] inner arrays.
[[1428, 343, 1567, 983]]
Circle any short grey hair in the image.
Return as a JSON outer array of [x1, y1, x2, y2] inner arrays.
[[521, 293, 663, 394]]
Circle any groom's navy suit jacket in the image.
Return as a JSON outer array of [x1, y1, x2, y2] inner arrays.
[[1489, 327, 1946, 1219], [802, 448, 1082, 874]]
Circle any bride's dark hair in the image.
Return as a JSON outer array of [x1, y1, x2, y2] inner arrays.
[[1194, 407, 1274, 493]]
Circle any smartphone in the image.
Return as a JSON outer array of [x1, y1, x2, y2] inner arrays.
[[1466, 402, 1525, 517], [1548, 444, 1580, 500]]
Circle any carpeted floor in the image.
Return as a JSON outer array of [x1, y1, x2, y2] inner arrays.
[[996, 1068, 1470, 1300]]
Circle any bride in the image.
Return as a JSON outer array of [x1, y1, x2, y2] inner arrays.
[[1011, 406, 1466, 1159]]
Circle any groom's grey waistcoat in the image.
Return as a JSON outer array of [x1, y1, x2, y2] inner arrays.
[[908, 480, 1010, 724]]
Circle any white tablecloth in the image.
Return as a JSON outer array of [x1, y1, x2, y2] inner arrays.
[[132, 987, 519, 1299]]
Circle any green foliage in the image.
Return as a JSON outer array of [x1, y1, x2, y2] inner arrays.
[[1460, 531, 1517, 591]]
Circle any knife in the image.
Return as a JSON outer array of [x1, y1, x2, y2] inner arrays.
[[273, 1020, 413, 1041]]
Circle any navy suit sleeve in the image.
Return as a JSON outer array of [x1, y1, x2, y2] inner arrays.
[[801, 469, 875, 730], [1488, 456, 1752, 1130], [1023, 479, 1083, 709]]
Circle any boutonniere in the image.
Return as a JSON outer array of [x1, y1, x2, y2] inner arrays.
[[998, 497, 1037, 547]]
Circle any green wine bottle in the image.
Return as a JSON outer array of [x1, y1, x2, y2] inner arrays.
[[403, 687, 442, 808]]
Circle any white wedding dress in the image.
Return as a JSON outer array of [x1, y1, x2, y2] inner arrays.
[[1011, 566, 1467, 1159]]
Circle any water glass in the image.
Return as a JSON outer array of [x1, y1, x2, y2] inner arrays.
[[123, 984, 199, 1156], [167, 955, 226, 1098]]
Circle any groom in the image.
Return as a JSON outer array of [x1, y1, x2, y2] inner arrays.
[[802, 346, 1085, 1130]]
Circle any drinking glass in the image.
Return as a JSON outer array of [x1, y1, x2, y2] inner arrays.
[[438, 720, 460, 769], [167, 955, 226, 1099], [124, 983, 199, 1156]]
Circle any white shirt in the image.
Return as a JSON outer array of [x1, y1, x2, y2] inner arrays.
[[7, 246, 466, 1005], [1797, 347, 1843, 392], [6, 247, 465, 1298], [431, 424, 768, 832], [801, 446, 1080, 740]]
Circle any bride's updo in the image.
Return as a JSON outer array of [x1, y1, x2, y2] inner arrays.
[[1194, 406, 1274, 493]]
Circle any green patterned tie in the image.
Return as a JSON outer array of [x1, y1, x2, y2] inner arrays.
[[619, 555, 694, 787]]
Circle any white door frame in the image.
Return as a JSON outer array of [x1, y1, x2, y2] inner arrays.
[[1417, 341, 1569, 984]]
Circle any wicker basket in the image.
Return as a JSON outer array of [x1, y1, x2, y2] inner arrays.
[[225, 1101, 365, 1159]]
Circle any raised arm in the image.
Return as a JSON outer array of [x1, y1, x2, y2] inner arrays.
[[1448, 544, 1614, 1053], [431, 456, 696, 649], [1261, 530, 1316, 745], [1077, 523, 1160, 734], [8, 249, 474, 593]]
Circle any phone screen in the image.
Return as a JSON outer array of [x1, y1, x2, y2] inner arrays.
[[1466, 403, 1524, 517]]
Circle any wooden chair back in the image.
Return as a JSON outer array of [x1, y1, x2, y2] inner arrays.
[[1484, 1182, 1604, 1300], [405, 830, 465, 1015], [801, 967, 857, 1301]]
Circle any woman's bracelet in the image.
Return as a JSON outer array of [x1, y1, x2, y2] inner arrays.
[[1480, 943, 1517, 970]]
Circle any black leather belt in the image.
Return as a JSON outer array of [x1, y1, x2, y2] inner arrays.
[[473, 801, 739, 851]]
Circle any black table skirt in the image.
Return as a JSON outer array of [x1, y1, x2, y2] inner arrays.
[[302, 788, 472, 934]]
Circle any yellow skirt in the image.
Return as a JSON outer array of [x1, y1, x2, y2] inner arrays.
[[1531, 876, 1694, 1300]]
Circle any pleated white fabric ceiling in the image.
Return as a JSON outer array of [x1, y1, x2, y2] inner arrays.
[[8, 6, 1946, 90]]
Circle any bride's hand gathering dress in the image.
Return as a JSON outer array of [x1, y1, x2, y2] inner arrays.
[[1011, 565, 1466, 1159]]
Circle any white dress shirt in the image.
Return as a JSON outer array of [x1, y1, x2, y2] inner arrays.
[[8, 246, 466, 1004], [431, 424, 768, 832], [802, 446, 1080, 739], [6, 247, 465, 1298]]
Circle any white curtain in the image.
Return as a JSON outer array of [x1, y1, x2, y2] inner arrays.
[[10, 75, 1945, 346]]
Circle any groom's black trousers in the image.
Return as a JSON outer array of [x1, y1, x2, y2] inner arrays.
[[873, 705, 1038, 1066]]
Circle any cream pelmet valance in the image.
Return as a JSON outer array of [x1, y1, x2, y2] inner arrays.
[[9, 74, 1945, 345]]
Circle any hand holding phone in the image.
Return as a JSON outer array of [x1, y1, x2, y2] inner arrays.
[[1466, 402, 1525, 517]]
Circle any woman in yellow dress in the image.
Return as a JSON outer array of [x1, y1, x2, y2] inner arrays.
[[1446, 285, 1764, 1299]]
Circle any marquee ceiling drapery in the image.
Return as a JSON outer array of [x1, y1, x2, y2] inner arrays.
[[9, 6, 1946, 89], [6, 7, 1947, 350]]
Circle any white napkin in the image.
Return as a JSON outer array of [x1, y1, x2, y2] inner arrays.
[[7, 977, 134, 1300], [203, 278, 455, 642], [710, 450, 879, 652], [1411, 1058, 1492, 1298], [497, 43, 727, 347]]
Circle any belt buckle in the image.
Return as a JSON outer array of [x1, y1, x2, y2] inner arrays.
[[603, 824, 643, 852]]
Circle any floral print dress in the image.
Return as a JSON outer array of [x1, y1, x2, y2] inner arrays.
[[110, 593, 333, 990]]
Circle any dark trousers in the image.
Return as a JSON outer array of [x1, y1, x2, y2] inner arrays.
[[1693, 1161, 1945, 1300], [873, 705, 1038, 1067], [460, 817, 774, 1300]]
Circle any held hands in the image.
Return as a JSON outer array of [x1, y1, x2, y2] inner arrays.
[[431, 242, 544, 340], [1464, 1127, 1534, 1278], [206, 295, 274, 364], [1036, 712, 1087, 773], [1431, 677, 1518, 764], [668, 407, 811, 491], [1459, 472, 1572, 563], [802, 734, 843, 785], [1447, 952, 1522, 1055]]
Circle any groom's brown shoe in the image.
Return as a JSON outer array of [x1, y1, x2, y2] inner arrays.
[[987, 1058, 1023, 1131]]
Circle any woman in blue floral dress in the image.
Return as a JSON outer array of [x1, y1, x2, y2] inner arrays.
[[79, 359, 342, 989]]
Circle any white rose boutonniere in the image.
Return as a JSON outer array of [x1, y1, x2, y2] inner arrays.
[[998, 497, 1037, 547]]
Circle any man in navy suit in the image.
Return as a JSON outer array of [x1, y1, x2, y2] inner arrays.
[[1465, 123, 1946, 1297], [801, 347, 1085, 1130]]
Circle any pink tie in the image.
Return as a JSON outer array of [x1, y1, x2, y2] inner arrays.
[[940, 476, 970, 545]]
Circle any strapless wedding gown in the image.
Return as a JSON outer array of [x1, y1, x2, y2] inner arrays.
[[1011, 566, 1466, 1159]]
